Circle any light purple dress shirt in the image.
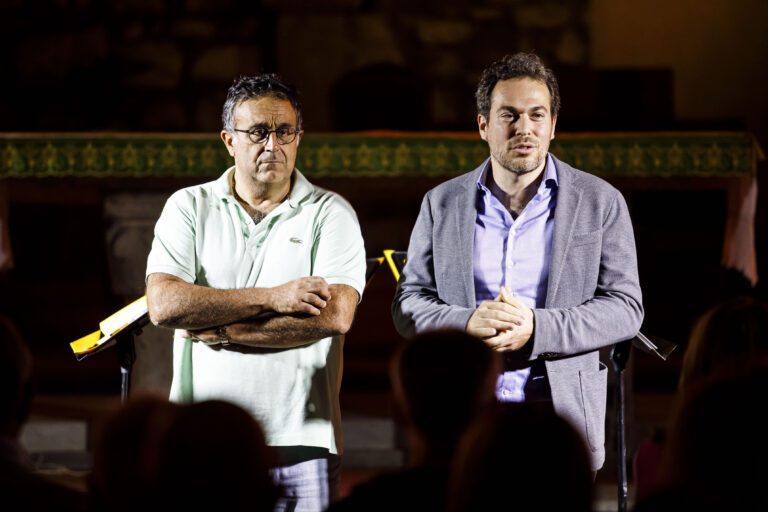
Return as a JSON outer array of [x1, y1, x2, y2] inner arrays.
[[474, 155, 558, 402]]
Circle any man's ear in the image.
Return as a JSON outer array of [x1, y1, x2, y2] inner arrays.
[[477, 114, 488, 141], [550, 115, 557, 141], [295, 129, 304, 147], [220, 130, 235, 157]]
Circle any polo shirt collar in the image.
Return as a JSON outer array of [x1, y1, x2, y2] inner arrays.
[[286, 168, 314, 208]]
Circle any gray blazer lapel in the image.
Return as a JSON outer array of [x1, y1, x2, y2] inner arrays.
[[455, 162, 486, 308], [546, 158, 583, 307]]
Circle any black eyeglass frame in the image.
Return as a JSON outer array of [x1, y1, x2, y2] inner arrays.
[[232, 126, 301, 145]]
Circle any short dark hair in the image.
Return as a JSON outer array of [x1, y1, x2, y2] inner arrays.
[[221, 74, 303, 132], [475, 52, 561, 120]]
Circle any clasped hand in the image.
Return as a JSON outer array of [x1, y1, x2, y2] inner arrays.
[[466, 286, 534, 352]]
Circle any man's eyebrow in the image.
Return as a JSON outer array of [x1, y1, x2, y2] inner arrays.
[[497, 105, 549, 113], [246, 122, 295, 130]]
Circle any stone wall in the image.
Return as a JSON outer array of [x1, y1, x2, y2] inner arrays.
[[2, 0, 589, 132], [104, 193, 173, 395]]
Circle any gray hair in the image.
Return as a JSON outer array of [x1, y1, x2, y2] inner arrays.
[[221, 74, 303, 132]]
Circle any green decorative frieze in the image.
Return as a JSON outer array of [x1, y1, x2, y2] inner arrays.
[[551, 134, 760, 178], [0, 132, 761, 178], [0, 136, 230, 178]]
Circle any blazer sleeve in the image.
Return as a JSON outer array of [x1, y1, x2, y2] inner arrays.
[[531, 191, 644, 358], [391, 191, 475, 338]]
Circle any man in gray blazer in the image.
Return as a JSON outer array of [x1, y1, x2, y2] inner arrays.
[[392, 52, 643, 471]]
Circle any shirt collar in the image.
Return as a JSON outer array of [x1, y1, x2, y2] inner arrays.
[[476, 153, 559, 195], [286, 168, 314, 208], [213, 166, 314, 208]]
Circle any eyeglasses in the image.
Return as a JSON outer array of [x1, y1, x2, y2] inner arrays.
[[232, 126, 300, 145]]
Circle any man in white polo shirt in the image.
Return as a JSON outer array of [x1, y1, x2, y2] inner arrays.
[[145, 74, 366, 512]]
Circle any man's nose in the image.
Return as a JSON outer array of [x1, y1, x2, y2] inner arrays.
[[515, 115, 532, 135], [263, 131, 279, 150]]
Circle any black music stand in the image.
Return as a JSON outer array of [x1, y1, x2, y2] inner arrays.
[[613, 332, 676, 512], [71, 308, 150, 404], [113, 322, 147, 404]]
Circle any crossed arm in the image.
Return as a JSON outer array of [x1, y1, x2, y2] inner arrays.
[[146, 272, 359, 349]]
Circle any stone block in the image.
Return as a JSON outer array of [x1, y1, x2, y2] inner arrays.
[[515, 3, 574, 29], [555, 28, 587, 65], [21, 419, 87, 452], [342, 449, 404, 468], [192, 45, 262, 81], [15, 35, 76, 79], [185, 0, 237, 12], [173, 19, 217, 39], [278, 14, 404, 130], [341, 413, 404, 469], [111, 0, 167, 15], [123, 42, 184, 89], [104, 193, 169, 297], [416, 19, 474, 45], [342, 413, 398, 450], [104, 193, 174, 396]]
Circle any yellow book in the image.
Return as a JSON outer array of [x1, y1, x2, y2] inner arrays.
[[70, 296, 149, 359], [99, 296, 148, 337], [70, 330, 104, 354]]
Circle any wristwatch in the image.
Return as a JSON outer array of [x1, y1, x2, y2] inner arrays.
[[215, 325, 231, 346]]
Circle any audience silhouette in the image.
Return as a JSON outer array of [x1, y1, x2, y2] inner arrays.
[[154, 400, 279, 510], [329, 329, 500, 512], [0, 314, 85, 511], [89, 396, 180, 512], [636, 362, 768, 511], [633, 296, 768, 501], [679, 296, 768, 388], [446, 403, 593, 512], [10, 296, 766, 511], [90, 396, 278, 512]]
